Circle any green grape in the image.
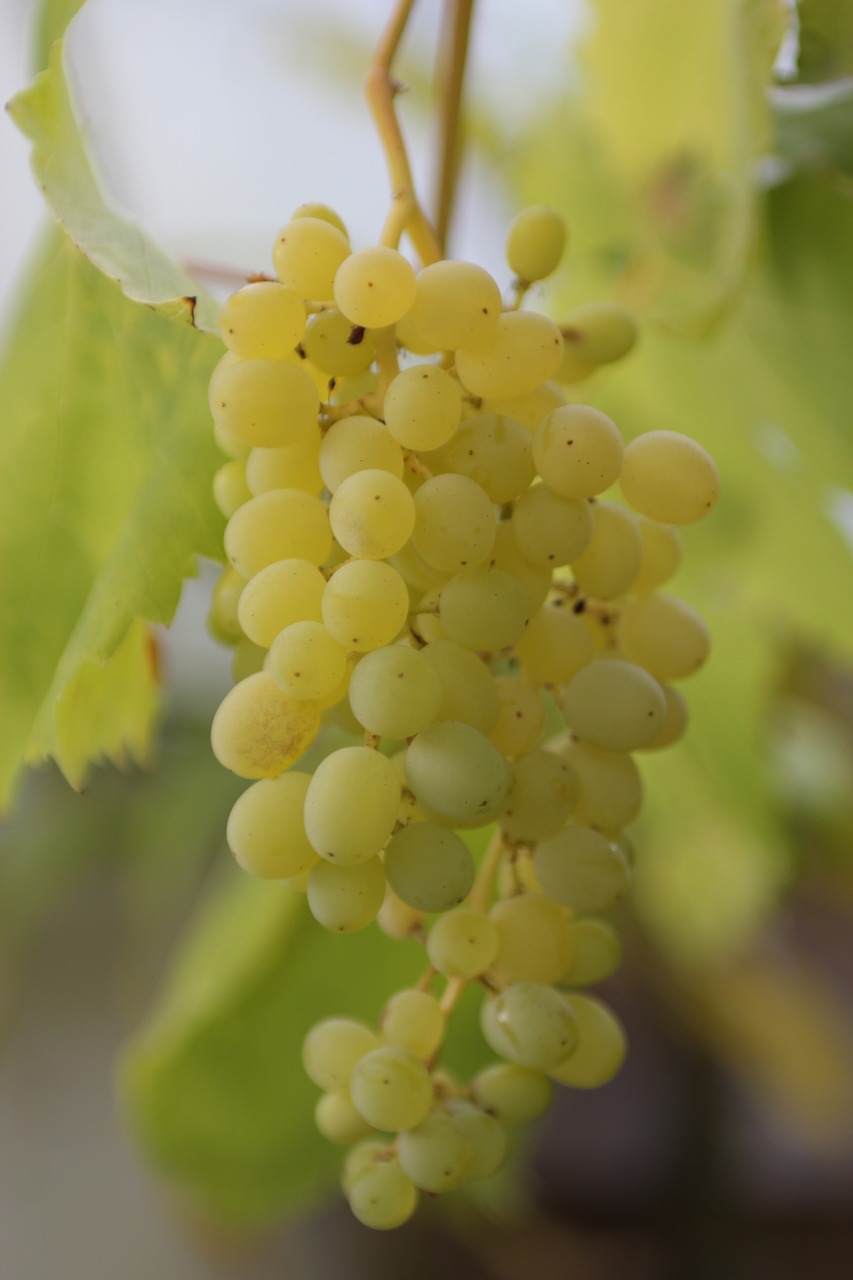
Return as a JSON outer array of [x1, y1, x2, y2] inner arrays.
[[341, 1140, 389, 1194], [209, 356, 320, 449], [505, 205, 567, 282], [213, 458, 252, 518], [456, 311, 563, 400], [334, 246, 417, 328], [302, 307, 377, 376], [272, 216, 350, 300], [445, 1100, 507, 1180], [350, 1045, 434, 1131], [420, 640, 500, 734], [559, 301, 638, 366], [532, 824, 631, 912], [533, 404, 624, 501], [512, 485, 593, 569], [307, 855, 386, 932], [383, 822, 475, 912], [230, 638, 267, 683], [384, 364, 463, 451], [405, 721, 511, 827], [347, 1160, 419, 1230], [398, 1112, 471, 1192], [236, 558, 325, 649], [304, 746, 401, 864], [515, 604, 595, 685], [632, 515, 682, 594], [348, 644, 442, 739], [225, 490, 332, 580], [501, 749, 579, 842], [315, 1091, 372, 1144], [226, 772, 318, 879], [488, 677, 544, 759], [210, 672, 320, 778], [560, 740, 643, 833], [208, 566, 245, 645], [438, 567, 530, 652], [490, 893, 576, 985], [430, 414, 535, 503], [266, 620, 349, 700], [220, 281, 306, 359], [562, 658, 666, 752], [481, 982, 578, 1071], [290, 201, 349, 238], [319, 415, 404, 491], [412, 474, 496, 573], [381, 989, 445, 1060], [488, 521, 552, 611], [329, 368, 378, 405], [246, 426, 324, 497], [322, 559, 409, 652], [377, 884, 424, 941], [571, 501, 642, 600], [548, 993, 626, 1088], [483, 380, 567, 433], [472, 1063, 552, 1126], [640, 682, 688, 750], [620, 430, 720, 524], [562, 917, 622, 986], [618, 593, 710, 680], [396, 259, 502, 352], [426, 908, 499, 977], [329, 468, 416, 560], [303, 1018, 380, 1092]]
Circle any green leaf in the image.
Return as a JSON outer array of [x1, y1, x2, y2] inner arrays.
[[0, 229, 224, 807], [796, 0, 853, 83], [7, 12, 219, 331]]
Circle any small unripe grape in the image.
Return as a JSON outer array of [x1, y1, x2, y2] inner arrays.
[[506, 205, 567, 282]]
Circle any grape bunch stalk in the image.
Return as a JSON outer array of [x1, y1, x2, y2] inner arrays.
[[204, 1, 719, 1233]]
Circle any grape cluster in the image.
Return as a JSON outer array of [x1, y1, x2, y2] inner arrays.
[[207, 202, 719, 1229]]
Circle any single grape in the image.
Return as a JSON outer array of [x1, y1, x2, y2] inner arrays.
[[506, 205, 567, 282], [481, 982, 579, 1071], [560, 740, 643, 833], [562, 658, 666, 752], [430, 413, 535, 503], [224, 490, 332, 580], [350, 1045, 434, 1132], [319, 415, 404, 492], [412, 474, 496, 573], [303, 1018, 380, 1093], [315, 1092, 372, 1145], [532, 824, 631, 912], [226, 773, 318, 879], [490, 893, 576, 985], [456, 311, 563, 400], [334, 247, 417, 328], [618, 593, 711, 680], [307, 856, 386, 932], [384, 364, 462, 451], [515, 605, 595, 686], [620, 430, 720, 524], [302, 307, 377, 376], [348, 644, 442, 740], [245, 426, 324, 497], [209, 356, 319, 449], [236, 558, 326, 649], [322, 559, 410, 652], [405, 721, 511, 827], [329, 468, 415, 560], [220, 281, 306, 359], [396, 259, 501, 352], [210, 672, 320, 778], [501, 749, 579, 842], [272, 216, 350, 300], [562, 917, 622, 986], [384, 822, 475, 912], [548, 993, 627, 1088], [347, 1160, 419, 1230], [266, 621, 349, 700], [438, 568, 530, 652], [426, 909, 498, 978], [213, 458, 252, 518], [472, 1062, 553, 1127], [571, 500, 642, 600], [445, 1100, 507, 1180], [398, 1112, 471, 1192], [381, 989, 445, 1060], [533, 405, 623, 500], [420, 640, 500, 733], [559, 301, 638, 366], [304, 746, 400, 865], [512, 484, 593, 569]]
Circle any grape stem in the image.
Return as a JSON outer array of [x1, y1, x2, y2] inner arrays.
[[365, 0, 443, 264], [434, 0, 476, 253]]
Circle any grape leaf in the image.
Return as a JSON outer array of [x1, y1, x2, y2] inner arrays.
[[7, 6, 219, 331], [0, 229, 223, 807]]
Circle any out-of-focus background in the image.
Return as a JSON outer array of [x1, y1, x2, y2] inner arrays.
[[3, 1, 853, 1277]]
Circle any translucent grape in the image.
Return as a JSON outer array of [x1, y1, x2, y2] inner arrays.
[[632, 515, 682, 594], [245, 426, 324, 497], [220, 281, 306, 359], [383, 822, 475, 912], [348, 645, 442, 739], [272, 216, 350, 300], [438, 567, 530, 651], [210, 672, 320, 778], [303, 1018, 380, 1092], [640, 682, 689, 750], [472, 1062, 552, 1126], [426, 908, 498, 978], [397, 259, 502, 352], [501, 749, 579, 842], [562, 658, 666, 752], [329, 468, 415, 560], [225, 490, 332, 579], [398, 1112, 471, 1192], [304, 746, 400, 864], [334, 247, 417, 328], [226, 772, 318, 879], [481, 982, 578, 1071], [456, 311, 563, 400], [420, 640, 500, 733], [347, 1161, 419, 1230], [571, 501, 642, 600], [315, 1092, 372, 1145], [561, 740, 643, 833], [412, 473, 496, 574], [213, 459, 252, 518], [302, 307, 377, 376], [266, 621, 349, 700], [236, 558, 325, 648], [562, 917, 622, 986], [488, 677, 544, 759], [405, 721, 511, 827], [515, 605, 595, 685], [618, 593, 710, 680], [490, 893, 576, 985], [319, 415, 404, 492], [512, 485, 593, 569], [307, 855, 386, 932], [533, 404, 623, 500], [548, 994, 626, 1088], [506, 205, 567, 282], [559, 301, 638, 366], [322, 559, 409, 652], [209, 356, 320, 449], [350, 1045, 434, 1132], [384, 364, 462, 451], [446, 1101, 507, 1180], [620, 430, 720, 524], [431, 414, 535, 503], [381, 989, 445, 1060], [532, 824, 631, 912]]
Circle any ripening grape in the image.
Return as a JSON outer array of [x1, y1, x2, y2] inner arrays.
[[512, 484, 593, 569], [405, 721, 511, 827], [562, 917, 622, 986], [219, 281, 306, 359], [420, 640, 500, 733], [398, 1112, 471, 1192], [334, 246, 417, 328], [640, 682, 689, 750], [438, 567, 530, 651], [515, 604, 595, 686], [620, 430, 720, 525], [384, 822, 475, 912], [481, 982, 578, 1071], [472, 1063, 552, 1126], [381, 989, 445, 1060], [266, 620, 349, 700], [246, 425, 324, 496], [213, 458, 252, 518], [350, 1045, 434, 1131], [329, 468, 416, 560], [547, 993, 627, 1088], [412, 474, 496, 573], [211, 672, 320, 778], [501, 749, 579, 842], [632, 515, 682, 594], [227, 773, 318, 879], [272, 216, 350, 299], [562, 658, 666, 752], [315, 1092, 372, 1145], [618, 593, 711, 680], [561, 740, 643, 833], [430, 413, 535, 503], [209, 356, 319, 449], [426, 908, 498, 978], [307, 856, 387, 932], [532, 824, 631, 912], [396, 259, 502, 352], [348, 644, 442, 739], [304, 746, 400, 864], [302, 307, 377, 376], [490, 893, 576, 985], [236, 558, 325, 648], [319, 416, 404, 491], [488, 677, 545, 759], [347, 1160, 419, 1230], [321, 559, 410, 652], [559, 301, 638, 367], [303, 1018, 380, 1093], [445, 1100, 507, 1180], [456, 311, 563, 400], [533, 404, 623, 500], [505, 205, 567, 282], [224, 490, 332, 579], [384, 364, 462, 451]]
